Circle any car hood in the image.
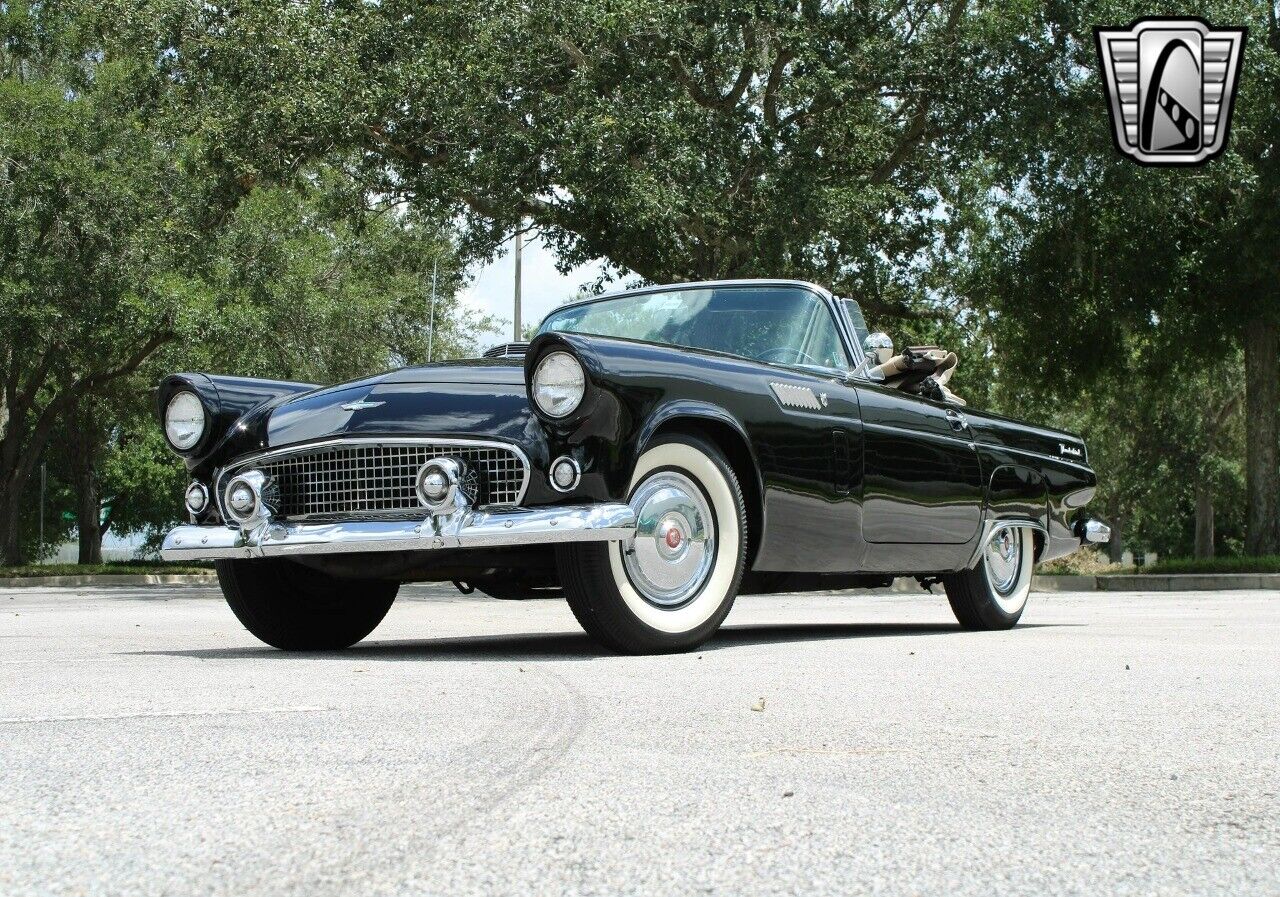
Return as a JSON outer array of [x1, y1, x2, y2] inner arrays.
[[265, 360, 539, 448]]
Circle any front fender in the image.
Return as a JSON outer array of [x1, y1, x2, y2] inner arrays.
[[636, 400, 753, 460]]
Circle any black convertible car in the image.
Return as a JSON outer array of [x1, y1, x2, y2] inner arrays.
[[159, 279, 1107, 653]]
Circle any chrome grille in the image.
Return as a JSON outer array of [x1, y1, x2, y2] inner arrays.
[[221, 440, 527, 521]]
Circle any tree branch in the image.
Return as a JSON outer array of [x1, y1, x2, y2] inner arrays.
[[12, 348, 56, 420], [868, 94, 932, 185], [363, 124, 450, 166], [557, 36, 590, 70], [1, 329, 174, 516], [670, 24, 757, 112], [763, 48, 794, 127]]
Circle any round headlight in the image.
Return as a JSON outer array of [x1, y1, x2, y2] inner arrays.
[[164, 391, 206, 451], [532, 352, 586, 418]]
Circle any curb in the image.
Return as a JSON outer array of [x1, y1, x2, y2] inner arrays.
[[1093, 573, 1280, 591], [0, 573, 1277, 592], [884, 573, 1277, 594], [0, 574, 219, 588]]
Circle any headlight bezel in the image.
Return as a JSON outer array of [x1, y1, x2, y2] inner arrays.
[[163, 390, 209, 453], [531, 350, 587, 419]]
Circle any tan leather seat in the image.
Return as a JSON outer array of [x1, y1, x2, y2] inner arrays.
[[869, 346, 966, 405]]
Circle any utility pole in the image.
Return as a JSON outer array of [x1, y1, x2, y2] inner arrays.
[[513, 223, 523, 341], [427, 257, 438, 362], [39, 462, 45, 546]]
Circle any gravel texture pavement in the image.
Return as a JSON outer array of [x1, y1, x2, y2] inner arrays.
[[1, 584, 1276, 896]]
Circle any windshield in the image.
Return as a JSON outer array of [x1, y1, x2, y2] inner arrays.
[[539, 285, 850, 371]]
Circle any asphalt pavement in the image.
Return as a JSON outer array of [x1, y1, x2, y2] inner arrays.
[[1, 584, 1277, 896]]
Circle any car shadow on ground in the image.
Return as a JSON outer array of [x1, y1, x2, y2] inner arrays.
[[126, 622, 1077, 663]]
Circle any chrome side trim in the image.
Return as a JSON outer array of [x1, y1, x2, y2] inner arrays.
[[980, 442, 1092, 472], [161, 503, 637, 561], [769, 381, 824, 411], [215, 437, 532, 520], [862, 420, 977, 450]]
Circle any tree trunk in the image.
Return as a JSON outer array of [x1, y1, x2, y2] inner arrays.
[[0, 483, 23, 566], [1194, 482, 1215, 560], [1244, 320, 1280, 556], [1106, 498, 1124, 563], [70, 414, 105, 566], [74, 463, 103, 565]]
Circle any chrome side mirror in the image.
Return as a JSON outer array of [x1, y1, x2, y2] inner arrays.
[[862, 332, 893, 366]]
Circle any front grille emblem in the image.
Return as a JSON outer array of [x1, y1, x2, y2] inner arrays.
[[1095, 18, 1246, 166]]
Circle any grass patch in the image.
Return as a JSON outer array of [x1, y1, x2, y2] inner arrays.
[[0, 561, 214, 578], [1039, 550, 1280, 576], [1039, 549, 1125, 577], [1136, 555, 1280, 575]]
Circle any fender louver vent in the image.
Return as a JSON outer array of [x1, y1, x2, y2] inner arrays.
[[482, 342, 530, 359]]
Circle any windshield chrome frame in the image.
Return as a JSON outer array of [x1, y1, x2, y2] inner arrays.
[[537, 279, 864, 376]]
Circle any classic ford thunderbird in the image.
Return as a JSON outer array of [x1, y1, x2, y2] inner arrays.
[[159, 279, 1107, 653]]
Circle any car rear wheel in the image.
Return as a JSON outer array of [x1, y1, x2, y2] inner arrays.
[[215, 558, 398, 650], [556, 434, 747, 654], [942, 526, 1034, 630]]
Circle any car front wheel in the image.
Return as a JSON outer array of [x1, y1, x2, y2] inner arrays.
[[556, 434, 747, 654], [215, 558, 398, 650], [942, 525, 1035, 630]]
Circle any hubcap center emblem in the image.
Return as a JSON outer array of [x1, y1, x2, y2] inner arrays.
[[665, 527, 683, 550]]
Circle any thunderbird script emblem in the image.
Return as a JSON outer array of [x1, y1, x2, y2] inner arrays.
[[1095, 18, 1246, 166], [340, 399, 384, 411]]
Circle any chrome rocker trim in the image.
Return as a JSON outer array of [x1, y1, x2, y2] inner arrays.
[[162, 503, 637, 561]]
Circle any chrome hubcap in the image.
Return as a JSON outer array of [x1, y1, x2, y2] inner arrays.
[[984, 527, 1023, 596], [623, 472, 715, 607]]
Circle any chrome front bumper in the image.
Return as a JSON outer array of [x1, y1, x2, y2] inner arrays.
[[161, 503, 637, 561]]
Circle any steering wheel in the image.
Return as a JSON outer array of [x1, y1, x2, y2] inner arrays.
[[759, 346, 819, 366]]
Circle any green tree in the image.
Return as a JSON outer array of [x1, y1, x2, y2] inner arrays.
[[939, 1, 1279, 555], [137, 0, 1011, 318], [0, 2, 485, 563], [0, 2, 209, 563]]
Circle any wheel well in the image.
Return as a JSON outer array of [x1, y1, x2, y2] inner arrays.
[[649, 417, 763, 569]]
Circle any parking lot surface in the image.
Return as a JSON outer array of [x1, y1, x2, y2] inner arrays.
[[1, 584, 1277, 896]]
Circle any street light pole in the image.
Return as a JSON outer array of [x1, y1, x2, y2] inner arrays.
[[427, 256, 438, 362], [513, 223, 523, 341]]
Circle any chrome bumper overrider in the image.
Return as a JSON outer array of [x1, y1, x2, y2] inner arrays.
[[1077, 518, 1111, 544], [161, 503, 636, 561]]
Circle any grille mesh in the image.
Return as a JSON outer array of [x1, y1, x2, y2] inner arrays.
[[224, 441, 526, 521]]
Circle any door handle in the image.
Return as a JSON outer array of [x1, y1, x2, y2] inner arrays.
[[944, 409, 969, 431]]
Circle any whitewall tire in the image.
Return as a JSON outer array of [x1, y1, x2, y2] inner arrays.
[[556, 434, 747, 653], [942, 525, 1034, 630]]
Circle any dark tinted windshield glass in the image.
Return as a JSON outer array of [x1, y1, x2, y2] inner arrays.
[[539, 286, 850, 371]]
